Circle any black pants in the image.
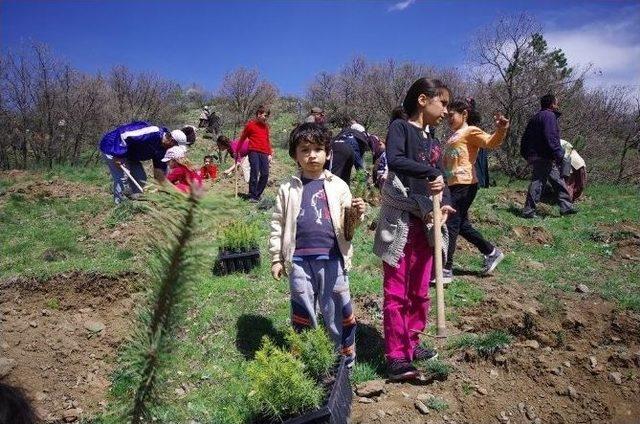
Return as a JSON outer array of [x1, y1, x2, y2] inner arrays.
[[445, 183, 494, 270], [248, 151, 269, 200], [523, 159, 573, 215], [328, 140, 355, 186]]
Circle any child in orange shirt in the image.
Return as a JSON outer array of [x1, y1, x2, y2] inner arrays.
[[442, 98, 509, 279]]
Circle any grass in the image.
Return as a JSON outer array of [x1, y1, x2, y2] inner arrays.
[[2, 147, 640, 422], [426, 396, 449, 412]]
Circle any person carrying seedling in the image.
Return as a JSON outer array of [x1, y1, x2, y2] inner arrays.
[[373, 78, 455, 381], [200, 155, 218, 180], [162, 145, 203, 194], [99, 121, 188, 204], [269, 122, 367, 368]]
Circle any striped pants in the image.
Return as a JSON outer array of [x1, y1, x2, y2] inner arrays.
[[289, 258, 356, 365]]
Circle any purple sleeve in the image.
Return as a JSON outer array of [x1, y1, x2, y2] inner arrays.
[[543, 113, 564, 162]]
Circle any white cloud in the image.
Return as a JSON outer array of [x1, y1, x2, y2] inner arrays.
[[545, 16, 640, 88], [388, 0, 416, 12]]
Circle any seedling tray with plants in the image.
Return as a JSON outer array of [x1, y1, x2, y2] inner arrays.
[[213, 220, 261, 276], [248, 328, 352, 424]]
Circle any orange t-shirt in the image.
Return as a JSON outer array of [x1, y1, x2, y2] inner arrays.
[[443, 126, 507, 186]]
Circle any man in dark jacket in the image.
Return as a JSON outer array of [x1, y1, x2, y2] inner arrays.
[[520, 94, 576, 218]]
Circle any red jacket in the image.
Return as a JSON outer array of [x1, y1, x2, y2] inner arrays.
[[200, 164, 218, 180], [167, 164, 203, 193], [238, 119, 272, 155]]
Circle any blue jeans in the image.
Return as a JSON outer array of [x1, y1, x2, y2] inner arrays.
[[102, 153, 148, 204], [248, 151, 269, 200]]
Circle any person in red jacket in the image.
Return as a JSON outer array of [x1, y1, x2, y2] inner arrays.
[[162, 146, 203, 194], [200, 155, 218, 180], [238, 105, 273, 202]]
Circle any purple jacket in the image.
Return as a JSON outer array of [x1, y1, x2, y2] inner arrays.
[[520, 109, 564, 163]]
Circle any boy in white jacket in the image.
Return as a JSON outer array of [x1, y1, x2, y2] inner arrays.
[[269, 123, 366, 366]]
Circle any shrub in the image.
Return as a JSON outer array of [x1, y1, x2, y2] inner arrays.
[[285, 327, 336, 381], [426, 396, 449, 412], [247, 337, 323, 421], [422, 359, 452, 380], [475, 330, 512, 357]]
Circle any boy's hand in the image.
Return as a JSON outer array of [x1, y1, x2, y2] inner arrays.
[[494, 113, 510, 130], [427, 175, 445, 195], [271, 262, 284, 280], [351, 198, 367, 216]]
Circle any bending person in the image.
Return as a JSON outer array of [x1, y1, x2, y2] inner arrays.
[[99, 121, 188, 204]]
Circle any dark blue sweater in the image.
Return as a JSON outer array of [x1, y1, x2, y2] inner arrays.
[[520, 109, 564, 163]]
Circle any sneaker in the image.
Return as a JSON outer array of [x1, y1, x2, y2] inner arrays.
[[430, 269, 453, 287], [482, 248, 505, 275], [387, 358, 420, 381], [522, 210, 537, 219], [247, 198, 259, 203], [414, 345, 439, 362]]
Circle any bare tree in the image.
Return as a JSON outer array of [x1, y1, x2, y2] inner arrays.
[[217, 67, 278, 132]]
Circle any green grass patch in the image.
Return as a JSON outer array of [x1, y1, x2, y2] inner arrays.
[[426, 396, 449, 411]]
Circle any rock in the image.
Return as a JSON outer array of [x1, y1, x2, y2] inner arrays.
[[0, 357, 16, 377], [494, 354, 507, 365], [41, 309, 51, 316], [563, 361, 571, 368], [175, 387, 186, 397], [550, 367, 563, 376], [589, 356, 598, 369], [533, 419, 542, 424], [609, 371, 622, 385], [355, 380, 385, 398], [358, 396, 374, 404], [564, 386, 579, 400], [476, 387, 488, 395], [610, 336, 622, 343], [575, 284, 590, 294], [62, 408, 82, 422], [518, 402, 526, 414], [415, 400, 430, 415], [416, 393, 435, 402], [377, 409, 386, 418], [29, 321, 38, 328], [490, 369, 499, 379], [525, 405, 537, 420], [523, 340, 540, 349], [84, 320, 105, 333], [497, 410, 510, 424], [402, 391, 410, 398]]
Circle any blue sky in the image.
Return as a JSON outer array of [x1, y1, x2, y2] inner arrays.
[[2, 0, 638, 95]]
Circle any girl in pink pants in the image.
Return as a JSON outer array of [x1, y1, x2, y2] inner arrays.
[[374, 78, 455, 381]]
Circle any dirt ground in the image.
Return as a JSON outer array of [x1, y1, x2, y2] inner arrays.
[[0, 271, 139, 422], [351, 271, 640, 424]]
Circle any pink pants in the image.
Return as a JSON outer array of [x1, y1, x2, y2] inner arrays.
[[382, 217, 433, 361]]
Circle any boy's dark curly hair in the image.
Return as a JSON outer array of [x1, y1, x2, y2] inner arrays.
[[288, 123, 332, 159], [0, 383, 38, 424]]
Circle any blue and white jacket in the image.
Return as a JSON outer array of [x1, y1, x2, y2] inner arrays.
[[99, 121, 169, 169]]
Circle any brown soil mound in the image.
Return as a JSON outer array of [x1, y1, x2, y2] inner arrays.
[[1, 178, 103, 202], [0, 271, 139, 422], [511, 226, 553, 245], [351, 280, 640, 424]]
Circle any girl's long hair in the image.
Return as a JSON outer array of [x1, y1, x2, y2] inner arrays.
[[389, 78, 450, 126]]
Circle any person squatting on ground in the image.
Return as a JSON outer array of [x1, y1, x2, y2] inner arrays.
[[304, 106, 326, 124], [162, 145, 203, 194], [269, 123, 367, 367], [520, 94, 576, 218], [442, 98, 510, 281], [373, 78, 455, 381], [560, 138, 587, 202], [238, 105, 273, 202], [217, 135, 251, 184], [200, 155, 218, 180], [99, 121, 188, 204]]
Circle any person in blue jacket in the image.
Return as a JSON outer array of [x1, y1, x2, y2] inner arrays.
[[520, 94, 576, 218], [99, 121, 188, 204]]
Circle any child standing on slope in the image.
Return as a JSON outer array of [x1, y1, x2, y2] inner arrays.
[[373, 78, 455, 381], [443, 98, 509, 278], [269, 123, 366, 366]]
